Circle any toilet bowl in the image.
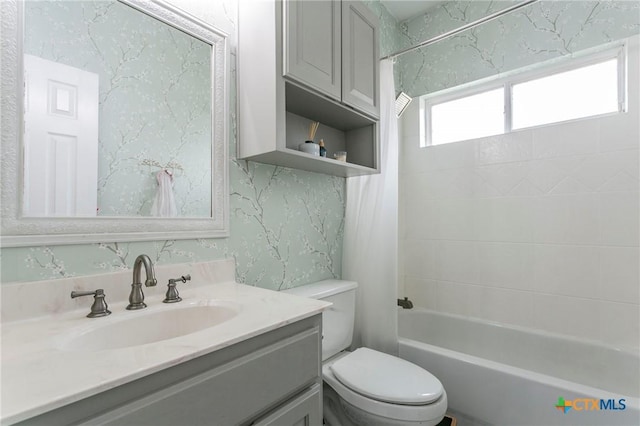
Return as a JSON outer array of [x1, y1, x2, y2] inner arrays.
[[283, 280, 447, 426], [323, 349, 447, 426]]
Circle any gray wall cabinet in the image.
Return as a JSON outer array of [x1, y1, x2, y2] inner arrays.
[[284, 1, 342, 101], [283, 1, 379, 119], [341, 1, 379, 118], [15, 316, 323, 426], [239, 0, 380, 177]]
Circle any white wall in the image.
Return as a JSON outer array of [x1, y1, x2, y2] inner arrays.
[[399, 36, 639, 351]]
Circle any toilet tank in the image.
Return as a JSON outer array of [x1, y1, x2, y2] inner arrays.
[[283, 280, 358, 361]]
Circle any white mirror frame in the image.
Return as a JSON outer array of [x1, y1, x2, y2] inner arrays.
[[1, 0, 229, 247]]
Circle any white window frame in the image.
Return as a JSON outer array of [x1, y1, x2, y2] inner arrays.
[[421, 41, 627, 147]]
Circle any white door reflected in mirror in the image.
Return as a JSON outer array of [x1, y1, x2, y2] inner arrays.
[[23, 55, 99, 217]]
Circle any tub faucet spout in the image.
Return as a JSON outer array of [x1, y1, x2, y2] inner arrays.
[[397, 297, 413, 309], [126, 254, 157, 310]]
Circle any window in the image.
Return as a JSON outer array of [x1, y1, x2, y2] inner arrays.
[[423, 44, 626, 147], [512, 59, 619, 129], [431, 88, 504, 145]]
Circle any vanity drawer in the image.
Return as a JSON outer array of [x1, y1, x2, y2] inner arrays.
[[91, 327, 320, 426]]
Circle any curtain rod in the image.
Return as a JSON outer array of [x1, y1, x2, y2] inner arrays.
[[380, 0, 539, 61]]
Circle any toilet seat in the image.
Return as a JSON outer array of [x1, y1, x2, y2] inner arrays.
[[323, 350, 447, 423], [330, 348, 443, 405]]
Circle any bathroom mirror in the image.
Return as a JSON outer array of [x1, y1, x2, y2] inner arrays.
[[0, 0, 229, 246]]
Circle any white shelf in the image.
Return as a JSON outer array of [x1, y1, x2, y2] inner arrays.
[[242, 148, 377, 178]]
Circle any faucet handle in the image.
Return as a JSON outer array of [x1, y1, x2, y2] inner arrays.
[[163, 275, 191, 303], [71, 289, 112, 318]]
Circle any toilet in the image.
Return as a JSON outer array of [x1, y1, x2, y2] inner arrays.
[[284, 280, 447, 426]]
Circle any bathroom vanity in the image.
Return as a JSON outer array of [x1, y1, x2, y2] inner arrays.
[[1, 259, 329, 426]]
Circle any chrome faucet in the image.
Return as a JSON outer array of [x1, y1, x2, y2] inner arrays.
[[126, 254, 157, 310]]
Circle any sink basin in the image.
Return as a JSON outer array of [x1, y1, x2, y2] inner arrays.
[[60, 303, 240, 351]]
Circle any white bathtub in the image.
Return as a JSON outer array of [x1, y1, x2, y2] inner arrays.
[[398, 308, 640, 426]]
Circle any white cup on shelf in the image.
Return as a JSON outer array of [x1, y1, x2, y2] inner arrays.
[[333, 151, 347, 162]]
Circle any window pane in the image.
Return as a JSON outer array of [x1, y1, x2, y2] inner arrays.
[[512, 59, 619, 129], [431, 88, 504, 145]]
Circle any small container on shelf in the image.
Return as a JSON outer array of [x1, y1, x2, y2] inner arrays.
[[333, 151, 347, 162], [319, 139, 327, 157], [298, 121, 321, 156], [299, 140, 320, 156]]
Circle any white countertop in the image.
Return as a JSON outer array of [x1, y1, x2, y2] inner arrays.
[[1, 260, 330, 424]]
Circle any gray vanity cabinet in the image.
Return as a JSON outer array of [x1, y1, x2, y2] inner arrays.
[[15, 316, 322, 426]]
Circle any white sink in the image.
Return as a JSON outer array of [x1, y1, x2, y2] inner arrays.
[[60, 302, 240, 351]]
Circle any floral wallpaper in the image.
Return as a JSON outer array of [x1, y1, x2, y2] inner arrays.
[[25, 0, 212, 217], [396, 0, 640, 97], [1, 0, 362, 290]]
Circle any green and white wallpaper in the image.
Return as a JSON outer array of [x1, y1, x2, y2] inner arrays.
[[3, 0, 381, 289], [396, 0, 640, 97]]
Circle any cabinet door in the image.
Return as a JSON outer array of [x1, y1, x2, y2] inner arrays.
[[284, 0, 341, 101], [341, 1, 379, 118], [252, 385, 322, 426]]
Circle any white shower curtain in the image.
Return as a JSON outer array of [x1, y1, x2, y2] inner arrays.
[[342, 59, 398, 355]]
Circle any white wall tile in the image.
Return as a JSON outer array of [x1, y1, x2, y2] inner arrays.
[[598, 301, 640, 350], [598, 172, 640, 193], [533, 194, 600, 244], [422, 169, 460, 199], [404, 171, 437, 201], [599, 191, 640, 246], [480, 287, 535, 328], [475, 162, 530, 195], [474, 242, 534, 291], [444, 169, 478, 199], [599, 247, 640, 304], [436, 240, 478, 284], [477, 131, 533, 165], [436, 198, 476, 240], [570, 151, 639, 191], [464, 284, 489, 320], [532, 245, 600, 299], [533, 119, 599, 159], [402, 186, 437, 240], [397, 273, 406, 299], [432, 139, 477, 170], [598, 112, 640, 153], [400, 99, 421, 139], [533, 294, 602, 342], [401, 139, 438, 173], [403, 239, 437, 280], [548, 176, 592, 195], [527, 158, 569, 193], [404, 277, 437, 309], [508, 179, 544, 196], [473, 197, 534, 242], [435, 281, 469, 316]]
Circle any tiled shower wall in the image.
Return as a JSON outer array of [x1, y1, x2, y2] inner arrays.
[[399, 37, 639, 351]]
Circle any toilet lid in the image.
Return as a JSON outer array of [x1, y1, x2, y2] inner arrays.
[[329, 348, 443, 405]]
